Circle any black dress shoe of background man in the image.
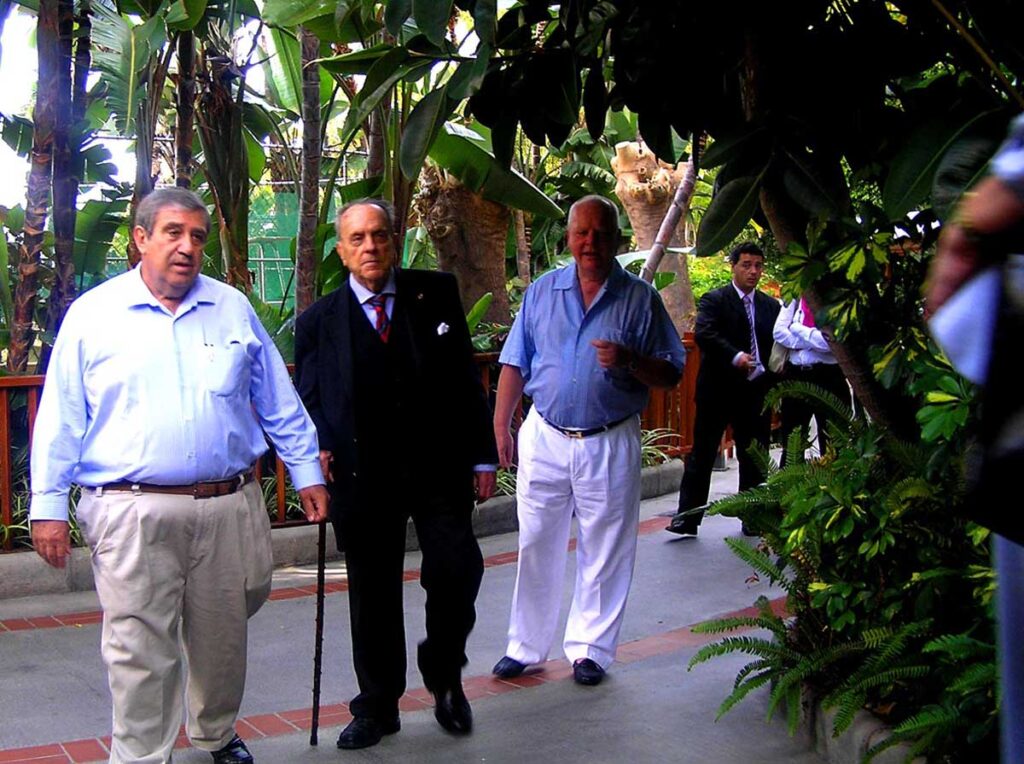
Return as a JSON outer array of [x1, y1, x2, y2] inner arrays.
[[432, 685, 473, 735], [336, 716, 401, 750], [491, 655, 527, 679]]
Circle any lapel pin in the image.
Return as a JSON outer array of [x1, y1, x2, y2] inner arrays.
[[437, 322, 450, 336]]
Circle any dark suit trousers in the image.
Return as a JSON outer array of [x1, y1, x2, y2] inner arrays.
[[779, 362, 850, 465], [678, 379, 773, 523], [334, 486, 483, 720]]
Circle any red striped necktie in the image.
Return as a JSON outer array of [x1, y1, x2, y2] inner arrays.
[[368, 294, 390, 342]]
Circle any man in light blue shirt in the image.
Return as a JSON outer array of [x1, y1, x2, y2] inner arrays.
[[30, 188, 329, 764], [491, 195, 685, 686]]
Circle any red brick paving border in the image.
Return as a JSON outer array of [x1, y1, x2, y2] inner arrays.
[[0, 594, 787, 763]]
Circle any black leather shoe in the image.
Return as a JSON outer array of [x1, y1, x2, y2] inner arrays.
[[491, 655, 527, 679], [211, 735, 253, 764], [336, 716, 401, 750], [666, 515, 699, 536], [573, 658, 605, 686], [432, 685, 473, 735]]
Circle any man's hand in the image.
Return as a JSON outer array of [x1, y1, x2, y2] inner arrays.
[[474, 470, 496, 503], [495, 428, 515, 469], [590, 339, 631, 369], [734, 352, 757, 371], [299, 484, 330, 523], [32, 520, 71, 569], [318, 450, 334, 483]]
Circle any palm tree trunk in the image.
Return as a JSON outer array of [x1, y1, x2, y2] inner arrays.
[[39, 0, 78, 373], [295, 25, 320, 315], [7, 0, 59, 373], [514, 209, 531, 285], [175, 31, 196, 187]]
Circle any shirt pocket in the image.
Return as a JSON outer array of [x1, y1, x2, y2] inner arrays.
[[204, 340, 249, 397]]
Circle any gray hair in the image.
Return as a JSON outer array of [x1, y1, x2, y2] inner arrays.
[[335, 198, 397, 239], [134, 188, 211, 235], [567, 194, 621, 236]]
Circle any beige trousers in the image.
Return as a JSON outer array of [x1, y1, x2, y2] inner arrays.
[[76, 481, 273, 764]]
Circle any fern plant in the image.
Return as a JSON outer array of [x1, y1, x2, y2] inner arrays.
[[689, 377, 996, 761]]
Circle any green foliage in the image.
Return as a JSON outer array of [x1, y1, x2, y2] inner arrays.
[[695, 377, 996, 759], [639, 428, 678, 468]]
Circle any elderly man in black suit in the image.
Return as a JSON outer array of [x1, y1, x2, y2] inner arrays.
[[294, 200, 498, 750], [670, 242, 780, 536]]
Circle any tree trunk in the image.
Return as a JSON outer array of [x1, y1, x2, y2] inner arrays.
[[612, 140, 697, 332], [39, 0, 77, 373], [295, 25, 321, 316], [196, 47, 251, 292], [174, 31, 196, 188], [7, 0, 59, 373], [514, 209, 531, 285], [366, 109, 386, 179], [414, 167, 511, 323]]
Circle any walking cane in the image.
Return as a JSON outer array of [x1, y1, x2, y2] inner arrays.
[[310, 521, 327, 745]]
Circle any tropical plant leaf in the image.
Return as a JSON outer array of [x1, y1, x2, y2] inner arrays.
[[701, 125, 769, 169], [583, 64, 607, 141], [472, 0, 497, 45], [429, 123, 562, 218], [399, 86, 454, 181], [91, 1, 165, 136], [931, 134, 1000, 220], [384, 0, 412, 37], [695, 173, 763, 257], [882, 110, 997, 220], [0, 112, 33, 157], [166, 0, 207, 31], [412, 0, 453, 47], [73, 198, 130, 277], [447, 45, 491, 101], [465, 292, 493, 332], [261, 0, 335, 28]]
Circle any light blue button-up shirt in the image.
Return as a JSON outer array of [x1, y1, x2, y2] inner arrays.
[[500, 261, 685, 430], [30, 268, 324, 522]]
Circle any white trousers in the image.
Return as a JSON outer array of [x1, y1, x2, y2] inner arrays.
[[76, 481, 273, 764], [505, 408, 642, 669]]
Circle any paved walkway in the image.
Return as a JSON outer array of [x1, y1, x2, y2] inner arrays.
[[0, 464, 824, 763]]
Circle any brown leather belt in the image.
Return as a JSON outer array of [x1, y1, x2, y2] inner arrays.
[[100, 469, 256, 499]]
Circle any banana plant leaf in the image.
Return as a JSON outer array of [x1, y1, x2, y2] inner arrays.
[[429, 122, 562, 219]]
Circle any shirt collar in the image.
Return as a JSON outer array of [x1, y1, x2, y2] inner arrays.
[[125, 266, 214, 312], [348, 269, 397, 304], [732, 281, 753, 301], [553, 260, 626, 293]]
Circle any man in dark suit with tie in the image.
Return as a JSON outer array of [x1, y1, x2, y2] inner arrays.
[[670, 242, 780, 536], [294, 199, 498, 750]]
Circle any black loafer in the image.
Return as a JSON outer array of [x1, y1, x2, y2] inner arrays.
[[573, 658, 605, 686], [432, 685, 473, 735], [491, 655, 527, 679], [336, 716, 401, 750], [211, 735, 253, 764]]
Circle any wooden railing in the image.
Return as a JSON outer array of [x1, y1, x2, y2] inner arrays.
[[1, 333, 699, 551]]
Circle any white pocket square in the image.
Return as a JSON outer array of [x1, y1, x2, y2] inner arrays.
[[437, 322, 450, 336]]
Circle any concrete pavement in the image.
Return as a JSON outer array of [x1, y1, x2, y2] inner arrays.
[[0, 461, 824, 763]]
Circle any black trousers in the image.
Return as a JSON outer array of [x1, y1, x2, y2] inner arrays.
[[677, 379, 773, 524], [333, 486, 483, 720], [778, 362, 850, 465]]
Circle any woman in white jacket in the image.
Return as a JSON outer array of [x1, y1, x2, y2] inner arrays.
[[772, 296, 851, 460]]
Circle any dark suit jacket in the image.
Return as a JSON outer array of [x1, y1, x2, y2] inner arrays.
[[293, 269, 497, 514], [694, 284, 781, 402]]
